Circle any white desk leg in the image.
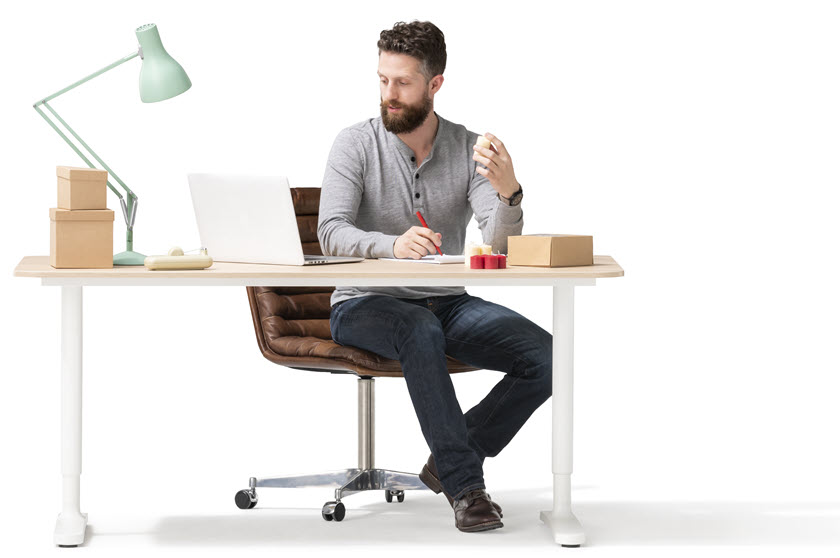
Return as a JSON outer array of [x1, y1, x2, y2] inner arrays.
[[54, 285, 87, 547], [540, 284, 585, 547]]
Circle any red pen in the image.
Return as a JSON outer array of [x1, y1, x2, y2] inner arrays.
[[415, 211, 443, 256]]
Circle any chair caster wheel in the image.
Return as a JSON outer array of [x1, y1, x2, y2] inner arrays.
[[235, 489, 258, 509], [385, 490, 405, 503], [322, 501, 345, 522]]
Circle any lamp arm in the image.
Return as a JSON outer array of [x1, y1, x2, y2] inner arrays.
[[32, 102, 122, 200], [32, 103, 125, 199], [33, 50, 142, 228], [38, 50, 140, 105], [40, 102, 136, 199]]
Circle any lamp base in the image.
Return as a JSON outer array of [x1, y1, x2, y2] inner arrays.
[[113, 250, 146, 266]]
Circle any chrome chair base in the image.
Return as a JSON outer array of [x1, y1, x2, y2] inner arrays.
[[235, 377, 430, 521], [255, 467, 429, 499]]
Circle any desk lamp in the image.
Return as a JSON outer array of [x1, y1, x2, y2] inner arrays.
[[33, 23, 191, 266]]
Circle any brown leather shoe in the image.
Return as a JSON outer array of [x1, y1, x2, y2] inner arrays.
[[452, 489, 503, 532], [419, 453, 503, 517]]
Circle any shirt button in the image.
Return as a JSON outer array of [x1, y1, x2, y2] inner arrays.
[[410, 156, 416, 162], [415, 193, 420, 199], [415, 173, 419, 179]]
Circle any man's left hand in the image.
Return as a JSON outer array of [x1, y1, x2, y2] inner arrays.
[[473, 133, 519, 199]]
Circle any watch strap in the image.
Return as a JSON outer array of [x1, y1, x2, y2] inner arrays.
[[499, 185, 523, 206]]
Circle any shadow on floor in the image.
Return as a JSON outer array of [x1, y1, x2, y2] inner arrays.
[[86, 488, 840, 548]]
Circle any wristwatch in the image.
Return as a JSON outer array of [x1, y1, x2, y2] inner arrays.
[[498, 185, 523, 206]]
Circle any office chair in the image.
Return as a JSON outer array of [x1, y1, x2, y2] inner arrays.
[[236, 187, 479, 522]]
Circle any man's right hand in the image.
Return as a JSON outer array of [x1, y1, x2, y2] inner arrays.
[[393, 226, 442, 259]]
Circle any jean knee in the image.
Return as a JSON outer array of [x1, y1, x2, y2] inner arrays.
[[530, 336, 553, 394], [397, 311, 444, 346]]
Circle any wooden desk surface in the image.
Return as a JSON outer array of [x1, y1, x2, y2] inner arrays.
[[15, 255, 623, 281], [15, 256, 624, 279]]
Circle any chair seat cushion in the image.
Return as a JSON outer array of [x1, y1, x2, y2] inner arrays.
[[266, 335, 476, 377], [249, 286, 478, 378]]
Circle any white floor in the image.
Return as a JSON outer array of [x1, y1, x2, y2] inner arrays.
[[8, 486, 840, 556]]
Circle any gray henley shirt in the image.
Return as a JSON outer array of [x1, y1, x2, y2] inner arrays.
[[318, 113, 524, 307]]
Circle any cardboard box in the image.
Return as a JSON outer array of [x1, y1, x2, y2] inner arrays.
[[57, 166, 108, 210], [507, 234, 593, 267], [50, 208, 114, 269]]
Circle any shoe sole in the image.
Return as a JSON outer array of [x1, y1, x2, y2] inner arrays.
[[457, 520, 504, 533]]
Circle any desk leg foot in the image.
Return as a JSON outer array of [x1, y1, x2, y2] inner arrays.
[[540, 473, 585, 547], [540, 509, 585, 547], [54, 512, 87, 547]]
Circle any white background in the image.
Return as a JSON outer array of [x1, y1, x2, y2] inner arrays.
[[1, 0, 839, 556]]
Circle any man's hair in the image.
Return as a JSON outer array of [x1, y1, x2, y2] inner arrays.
[[377, 21, 446, 82]]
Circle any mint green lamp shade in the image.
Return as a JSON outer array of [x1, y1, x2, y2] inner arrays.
[[136, 23, 191, 103]]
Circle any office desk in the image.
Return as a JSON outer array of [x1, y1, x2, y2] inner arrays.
[[14, 255, 623, 547]]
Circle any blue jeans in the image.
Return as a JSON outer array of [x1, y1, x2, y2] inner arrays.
[[329, 292, 553, 501]]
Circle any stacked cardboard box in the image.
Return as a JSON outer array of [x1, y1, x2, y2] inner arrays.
[[50, 166, 114, 268]]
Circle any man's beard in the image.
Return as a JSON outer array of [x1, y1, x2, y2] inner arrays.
[[380, 94, 433, 134]]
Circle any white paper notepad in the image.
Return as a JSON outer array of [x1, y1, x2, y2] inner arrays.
[[378, 255, 465, 264]]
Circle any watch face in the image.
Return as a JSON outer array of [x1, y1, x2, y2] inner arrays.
[[499, 188, 523, 205]]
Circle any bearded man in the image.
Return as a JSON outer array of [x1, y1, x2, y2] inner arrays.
[[318, 20, 549, 533]]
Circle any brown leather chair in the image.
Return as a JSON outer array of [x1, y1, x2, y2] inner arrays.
[[235, 187, 478, 522]]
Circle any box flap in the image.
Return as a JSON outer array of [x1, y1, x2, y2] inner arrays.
[[56, 166, 108, 181], [50, 208, 114, 221]]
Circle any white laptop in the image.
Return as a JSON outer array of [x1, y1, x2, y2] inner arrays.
[[187, 173, 364, 266]]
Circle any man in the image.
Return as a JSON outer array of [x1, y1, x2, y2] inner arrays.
[[317, 21, 551, 533]]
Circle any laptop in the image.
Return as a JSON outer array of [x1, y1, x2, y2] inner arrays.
[[187, 173, 364, 266]]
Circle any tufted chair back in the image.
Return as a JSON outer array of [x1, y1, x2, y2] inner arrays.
[[246, 187, 477, 378]]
